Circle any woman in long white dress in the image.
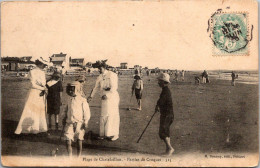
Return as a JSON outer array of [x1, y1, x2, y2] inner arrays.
[[87, 60, 120, 141], [15, 59, 49, 134]]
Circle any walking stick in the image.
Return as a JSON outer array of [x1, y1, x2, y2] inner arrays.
[[137, 110, 157, 143]]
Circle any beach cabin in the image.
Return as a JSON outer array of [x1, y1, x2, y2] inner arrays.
[[70, 58, 86, 67], [1, 56, 34, 71], [50, 52, 70, 69], [120, 62, 128, 69]]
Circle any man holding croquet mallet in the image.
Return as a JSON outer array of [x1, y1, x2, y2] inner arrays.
[[64, 81, 91, 157], [155, 73, 174, 156]]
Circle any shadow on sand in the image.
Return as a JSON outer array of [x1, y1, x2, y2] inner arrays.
[[2, 119, 156, 156]]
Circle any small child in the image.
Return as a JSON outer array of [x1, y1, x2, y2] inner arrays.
[[46, 72, 63, 131], [64, 81, 91, 157], [132, 74, 144, 111]]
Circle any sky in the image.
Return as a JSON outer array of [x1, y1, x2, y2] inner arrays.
[[1, 1, 258, 70]]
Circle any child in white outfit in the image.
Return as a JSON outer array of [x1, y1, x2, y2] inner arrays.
[[64, 81, 90, 157]]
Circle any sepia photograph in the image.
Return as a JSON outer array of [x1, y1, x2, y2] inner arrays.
[[1, 0, 259, 167]]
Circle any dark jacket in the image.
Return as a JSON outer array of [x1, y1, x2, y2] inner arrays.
[[157, 86, 174, 116]]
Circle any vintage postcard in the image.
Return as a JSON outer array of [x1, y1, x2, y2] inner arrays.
[[1, 0, 258, 167]]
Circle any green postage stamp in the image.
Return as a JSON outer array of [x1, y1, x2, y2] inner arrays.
[[208, 9, 253, 56]]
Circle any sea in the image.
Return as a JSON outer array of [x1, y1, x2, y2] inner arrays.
[[209, 71, 258, 85]]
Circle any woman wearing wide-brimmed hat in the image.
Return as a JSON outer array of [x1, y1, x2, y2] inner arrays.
[[87, 60, 120, 141], [15, 57, 49, 135]]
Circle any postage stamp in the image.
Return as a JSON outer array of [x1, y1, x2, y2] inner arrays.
[[208, 9, 253, 56]]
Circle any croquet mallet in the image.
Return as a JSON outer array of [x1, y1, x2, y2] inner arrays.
[[126, 93, 134, 111], [137, 110, 158, 143]]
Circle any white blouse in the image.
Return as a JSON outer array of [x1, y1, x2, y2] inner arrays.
[[90, 70, 118, 98], [30, 67, 46, 91]]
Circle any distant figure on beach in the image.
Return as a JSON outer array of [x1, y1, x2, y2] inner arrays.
[[132, 74, 144, 111], [88, 60, 120, 141], [146, 70, 150, 76], [231, 71, 238, 86], [61, 66, 66, 82], [181, 70, 185, 81], [15, 58, 49, 135], [202, 70, 210, 83], [46, 71, 63, 131], [195, 76, 200, 85], [155, 73, 174, 156], [202, 70, 206, 83], [174, 70, 179, 82]]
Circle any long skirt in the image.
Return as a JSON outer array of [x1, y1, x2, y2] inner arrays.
[[15, 89, 48, 134], [100, 91, 120, 137]]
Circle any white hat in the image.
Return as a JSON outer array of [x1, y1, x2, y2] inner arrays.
[[157, 73, 171, 83], [35, 57, 51, 66]]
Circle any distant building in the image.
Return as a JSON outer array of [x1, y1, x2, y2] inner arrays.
[[70, 58, 86, 67], [1, 56, 35, 71], [120, 62, 128, 69], [50, 52, 70, 69], [20, 56, 33, 62]]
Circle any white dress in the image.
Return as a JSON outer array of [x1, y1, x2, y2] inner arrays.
[[91, 70, 120, 137], [15, 67, 48, 134]]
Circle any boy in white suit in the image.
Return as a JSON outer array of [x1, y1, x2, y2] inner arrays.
[[64, 81, 91, 157]]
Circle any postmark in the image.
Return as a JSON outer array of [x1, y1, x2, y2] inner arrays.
[[208, 9, 253, 56]]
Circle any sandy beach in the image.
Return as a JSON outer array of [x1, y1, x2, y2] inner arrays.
[[1, 71, 259, 166]]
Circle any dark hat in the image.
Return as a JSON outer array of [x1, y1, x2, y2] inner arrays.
[[92, 60, 108, 69], [52, 72, 61, 78]]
